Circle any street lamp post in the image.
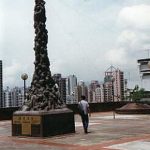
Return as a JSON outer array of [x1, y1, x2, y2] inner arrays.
[[21, 73, 28, 101], [111, 77, 115, 119]]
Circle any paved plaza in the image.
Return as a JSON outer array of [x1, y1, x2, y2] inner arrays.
[[0, 112, 150, 150]]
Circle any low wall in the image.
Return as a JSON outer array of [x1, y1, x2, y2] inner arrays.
[[67, 101, 128, 114], [1, 101, 148, 120], [0, 107, 19, 120]]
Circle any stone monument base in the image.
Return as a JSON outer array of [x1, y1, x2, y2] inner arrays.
[[12, 108, 75, 137]]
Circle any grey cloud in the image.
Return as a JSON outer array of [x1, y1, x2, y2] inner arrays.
[[1, 0, 150, 90]]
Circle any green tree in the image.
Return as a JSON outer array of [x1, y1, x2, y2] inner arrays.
[[131, 85, 145, 102]]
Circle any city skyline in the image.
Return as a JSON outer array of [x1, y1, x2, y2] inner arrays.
[[3, 69, 124, 107], [1, 0, 150, 89]]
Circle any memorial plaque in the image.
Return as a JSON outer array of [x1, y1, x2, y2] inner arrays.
[[21, 116, 31, 135], [12, 116, 41, 136], [22, 123, 31, 135], [13, 116, 22, 124]]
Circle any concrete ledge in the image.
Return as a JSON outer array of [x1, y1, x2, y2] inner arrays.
[[116, 109, 150, 114], [12, 108, 75, 137]]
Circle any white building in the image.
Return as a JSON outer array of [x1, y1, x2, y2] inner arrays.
[[3, 87, 24, 107], [66, 75, 77, 104], [95, 84, 104, 103], [137, 58, 150, 79]]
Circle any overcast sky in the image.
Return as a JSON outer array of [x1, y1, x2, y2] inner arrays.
[[1, 0, 150, 89]]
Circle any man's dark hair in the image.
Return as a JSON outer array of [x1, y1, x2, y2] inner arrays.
[[81, 95, 86, 100]]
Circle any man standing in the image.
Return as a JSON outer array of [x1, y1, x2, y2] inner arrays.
[[78, 95, 90, 133]]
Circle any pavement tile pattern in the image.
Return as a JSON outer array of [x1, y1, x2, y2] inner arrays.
[[0, 112, 150, 150]]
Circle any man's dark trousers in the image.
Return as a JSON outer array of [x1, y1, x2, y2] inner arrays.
[[81, 114, 89, 133]]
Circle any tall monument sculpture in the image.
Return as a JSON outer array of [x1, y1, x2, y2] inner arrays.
[[22, 0, 63, 111], [12, 0, 75, 137]]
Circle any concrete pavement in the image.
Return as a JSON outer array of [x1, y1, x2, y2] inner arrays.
[[0, 112, 150, 150]]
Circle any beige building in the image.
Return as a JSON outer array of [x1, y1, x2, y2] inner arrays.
[[104, 66, 124, 102], [74, 81, 88, 102], [88, 80, 99, 103], [94, 84, 104, 103], [113, 69, 124, 101]]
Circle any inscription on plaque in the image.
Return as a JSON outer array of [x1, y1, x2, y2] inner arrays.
[[22, 123, 31, 135], [13, 116, 41, 135], [13, 116, 22, 124]]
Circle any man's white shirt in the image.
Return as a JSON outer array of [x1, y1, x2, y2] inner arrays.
[[79, 100, 89, 115]]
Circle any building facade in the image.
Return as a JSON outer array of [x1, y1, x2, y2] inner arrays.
[[52, 74, 66, 104], [66, 75, 77, 104], [137, 58, 150, 79], [0, 60, 3, 107], [113, 69, 124, 101], [104, 66, 124, 102], [74, 81, 88, 102], [88, 80, 100, 102], [3, 87, 24, 107], [94, 84, 104, 103]]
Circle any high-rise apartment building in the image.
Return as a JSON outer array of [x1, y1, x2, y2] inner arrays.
[[52, 74, 66, 104], [94, 84, 104, 103], [66, 75, 77, 104], [89, 80, 99, 92], [3, 87, 24, 107], [104, 82, 113, 102], [66, 75, 77, 95], [88, 88, 93, 103], [113, 69, 124, 101], [0, 60, 3, 107], [74, 81, 88, 102], [104, 66, 124, 102], [88, 80, 100, 102]]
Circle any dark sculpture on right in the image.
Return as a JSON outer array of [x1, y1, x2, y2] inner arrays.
[[22, 0, 64, 111]]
